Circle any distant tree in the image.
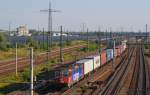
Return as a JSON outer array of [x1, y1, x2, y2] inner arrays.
[[27, 37, 39, 49], [0, 33, 8, 51]]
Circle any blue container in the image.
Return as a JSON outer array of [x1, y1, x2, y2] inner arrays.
[[74, 62, 84, 78], [78, 64, 83, 77], [106, 49, 113, 61], [72, 65, 80, 81]]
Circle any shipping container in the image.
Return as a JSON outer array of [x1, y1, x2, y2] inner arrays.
[[101, 50, 107, 65], [116, 46, 121, 56], [76, 59, 93, 75], [121, 45, 124, 54], [122, 40, 127, 48], [114, 49, 117, 57], [72, 66, 80, 83], [85, 55, 101, 69], [106, 49, 113, 61], [74, 63, 84, 79]]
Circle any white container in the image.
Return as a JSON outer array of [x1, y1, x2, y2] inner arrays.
[[114, 49, 117, 57], [85, 55, 100, 69], [76, 59, 93, 75], [122, 40, 127, 49]]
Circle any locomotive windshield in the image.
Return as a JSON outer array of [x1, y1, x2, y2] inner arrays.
[[63, 70, 69, 76]]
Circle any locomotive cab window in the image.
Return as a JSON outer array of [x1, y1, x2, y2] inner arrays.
[[55, 71, 60, 77], [63, 70, 69, 76]]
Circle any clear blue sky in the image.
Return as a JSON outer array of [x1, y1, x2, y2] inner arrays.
[[0, 0, 150, 32]]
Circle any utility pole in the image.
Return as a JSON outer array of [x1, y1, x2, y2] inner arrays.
[[9, 22, 11, 36], [30, 48, 34, 95], [8, 22, 11, 44], [98, 28, 101, 67], [87, 28, 89, 53], [43, 28, 45, 50], [112, 38, 115, 71], [40, 1, 60, 54], [146, 24, 148, 42], [106, 29, 108, 48], [15, 42, 18, 76], [60, 26, 63, 63], [66, 30, 69, 46], [98, 28, 101, 54], [81, 23, 86, 37]]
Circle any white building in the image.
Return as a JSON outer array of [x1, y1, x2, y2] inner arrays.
[[17, 25, 31, 36], [53, 32, 67, 37]]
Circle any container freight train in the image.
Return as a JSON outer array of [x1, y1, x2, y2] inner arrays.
[[47, 41, 127, 88]]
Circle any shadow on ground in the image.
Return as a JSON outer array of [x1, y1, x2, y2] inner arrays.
[[0, 83, 29, 95]]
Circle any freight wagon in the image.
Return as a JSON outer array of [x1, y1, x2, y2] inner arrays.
[[85, 55, 101, 70], [101, 50, 107, 65], [46, 42, 127, 88], [106, 49, 113, 61], [116, 46, 121, 56], [114, 49, 117, 57], [76, 59, 94, 75]]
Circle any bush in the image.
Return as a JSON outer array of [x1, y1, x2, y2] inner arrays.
[[0, 33, 8, 51], [27, 37, 39, 49], [21, 69, 30, 82], [145, 45, 150, 49]]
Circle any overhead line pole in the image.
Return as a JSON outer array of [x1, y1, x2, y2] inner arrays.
[[113, 36, 115, 71], [98, 28, 101, 54], [106, 29, 108, 48], [43, 28, 45, 50], [8, 22, 11, 44], [15, 42, 18, 76], [29, 48, 34, 95], [98, 28, 102, 69], [87, 28, 89, 53], [66, 30, 69, 45], [146, 24, 148, 42], [60, 26, 63, 63]]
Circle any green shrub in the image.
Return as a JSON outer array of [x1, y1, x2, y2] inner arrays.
[[0, 33, 8, 51], [21, 69, 30, 82]]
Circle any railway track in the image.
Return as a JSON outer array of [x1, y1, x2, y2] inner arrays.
[[0, 44, 86, 76], [145, 54, 150, 95], [99, 46, 135, 95], [128, 44, 149, 95], [97, 43, 150, 95]]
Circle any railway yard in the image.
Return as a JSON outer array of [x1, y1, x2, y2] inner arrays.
[[1, 0, 150, 95], [0, 38, 149, 95]]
